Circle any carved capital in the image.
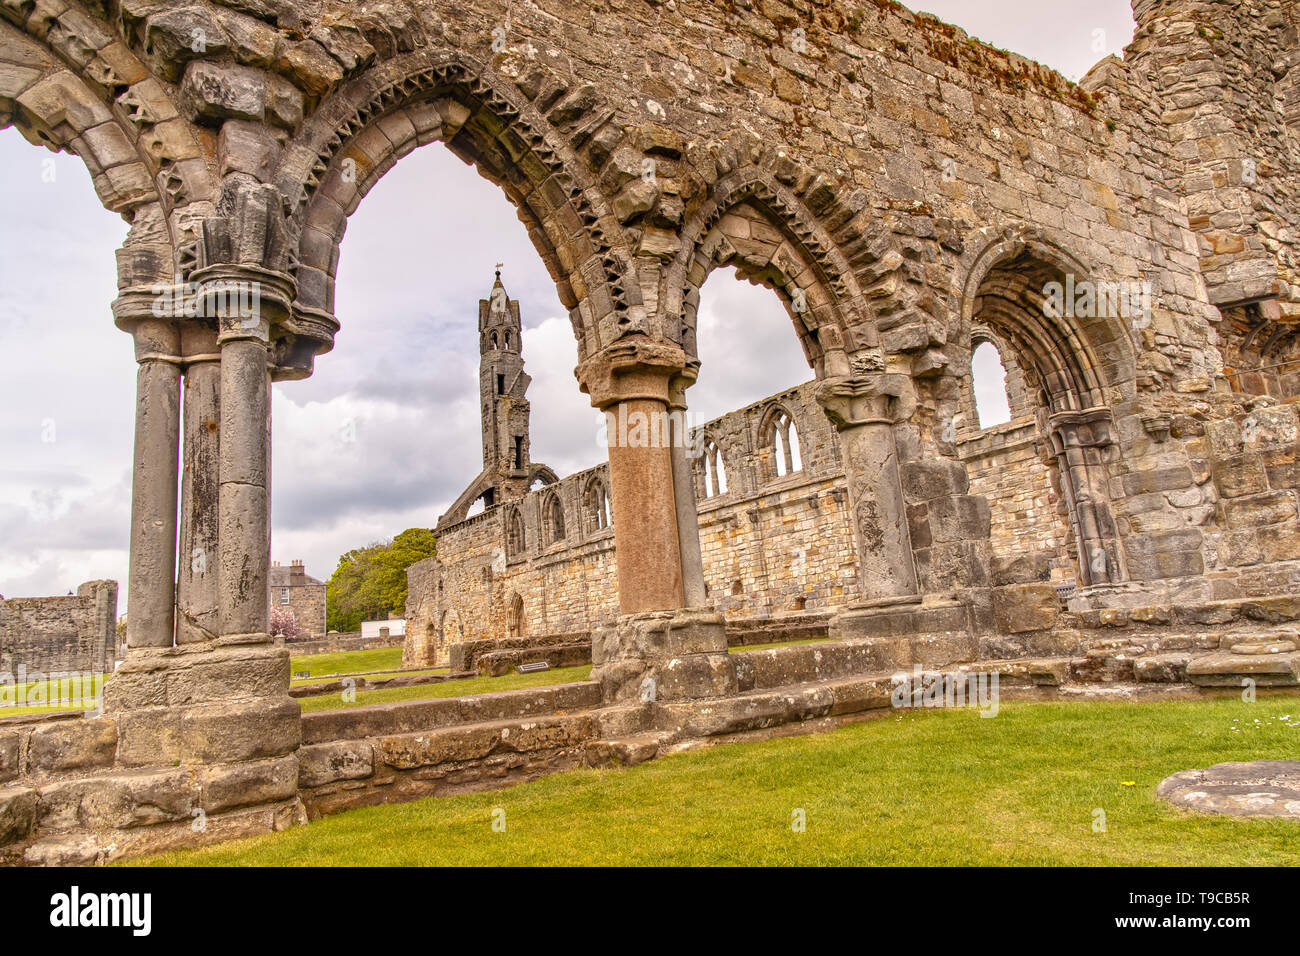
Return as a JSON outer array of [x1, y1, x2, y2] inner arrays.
[[576, 335, 688, 409], [1049, 407, 1115, 450], [815, 372, 915, 431], [189, 264, 295, 345]]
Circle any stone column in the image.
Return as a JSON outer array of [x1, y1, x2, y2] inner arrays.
[[577, 336, 733, 702], [816, 372, 921, 608], [176, 333, 221, 645], [578, 337, 687, 614], [669, 364, 707, 609], [214, 297, 273, 639], [124, 315, 182, 649]]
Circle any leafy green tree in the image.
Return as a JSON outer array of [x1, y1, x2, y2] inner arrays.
[[326, 528, 437, 632]]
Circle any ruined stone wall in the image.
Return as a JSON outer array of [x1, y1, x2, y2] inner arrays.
[[0, 582, 118, 677], [959, 419, 1076, 585], [406, 381, 858, 664]]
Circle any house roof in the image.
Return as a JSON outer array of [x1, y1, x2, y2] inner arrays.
[[269, 565, 324, 587]]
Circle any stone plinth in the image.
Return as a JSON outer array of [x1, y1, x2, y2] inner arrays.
[[590, 608, 736, 703], [828, 599, 978, 670]]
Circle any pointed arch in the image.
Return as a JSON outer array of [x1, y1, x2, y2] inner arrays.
[[696, 434, 729, 499], [542, 490, 566, 546], [582, 472, 613, 536], [505, 505, 526, 557], [277, 50, 638, 363], [667, 162, 882, 376], [758, 404, 803, 480]]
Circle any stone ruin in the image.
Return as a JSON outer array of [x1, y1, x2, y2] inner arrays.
[[0, 581, 118, 678], [3, 0, 1300, 862]]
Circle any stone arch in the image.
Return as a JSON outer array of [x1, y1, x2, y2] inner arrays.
[[668, 164, 875, 377], [956, 227, 1136, 587], [582, 473, 612, 536], [506, 591, 525, 639], [505, 505, 526, 557], [277, 50, 637, 361], [957, 228, 1136, 413], [542, 490, 566, 546], [695, 434, 729, 500], [0, 13, 225, 287], [757, 403, 803, 481]]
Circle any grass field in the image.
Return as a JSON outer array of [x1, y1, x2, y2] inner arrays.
[[288, 646, 407, 678], [136, 695, 1300, 866], [296, 664, 594, 713]]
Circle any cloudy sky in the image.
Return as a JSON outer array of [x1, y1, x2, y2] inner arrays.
[[0, 1, 1136, 608]]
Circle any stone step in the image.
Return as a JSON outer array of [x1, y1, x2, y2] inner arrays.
[[299, 680, 602, 745], [656, 673, 898, 740]]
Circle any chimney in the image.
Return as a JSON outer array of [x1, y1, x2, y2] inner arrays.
[[290, 560, 305, 583]]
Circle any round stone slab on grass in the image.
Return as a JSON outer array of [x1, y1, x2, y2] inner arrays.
[[1157, 761, 1300, 818]]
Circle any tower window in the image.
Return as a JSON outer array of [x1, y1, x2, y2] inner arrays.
[[514, 435, 523, 469], [497, 374, 505, 395]]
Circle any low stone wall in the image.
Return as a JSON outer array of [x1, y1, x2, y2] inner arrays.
[[296, 682, 604, 817], [285, 632, 401, 657], [0, 581, 119, 677]]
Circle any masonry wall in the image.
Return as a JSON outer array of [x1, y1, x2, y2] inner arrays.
[[959, 418, 1076, 585], [0, 581, 118, 677], [406, 381, 859, 665]]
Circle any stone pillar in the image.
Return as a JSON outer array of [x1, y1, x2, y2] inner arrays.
[[218, 333, 272, 637], [816, 372, 921, 608], [669, 364, 707, 609], [124, 316, 182, 649], [577, 336, 733, 702], [578, 337, 687, 614], [177, 342, 221, 645]]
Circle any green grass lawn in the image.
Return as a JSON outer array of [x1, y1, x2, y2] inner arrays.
[[296, 664, 594, 714], [0, 673, 105, 717], [288, 646, 406, 678], [137, 695, 1300, 866]]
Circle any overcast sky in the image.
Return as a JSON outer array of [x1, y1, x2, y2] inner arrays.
[[0, 1, 1136, 608]]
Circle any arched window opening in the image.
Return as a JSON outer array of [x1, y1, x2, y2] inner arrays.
[[972, 340, 1012, 429], [506, 507, 526, 556], [700, 437, 728, 498], [544, 493, 566, 545], [761, 407, 803, 480], [507, 592, 525, 639], [584, 477, 612, 534]]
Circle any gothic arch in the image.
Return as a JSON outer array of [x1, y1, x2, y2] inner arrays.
[[695, 434, 729, 500], [0, 15, 218, 286], [757, 403, 803, 481], [667, 163, 876, 377], [957, 227, 1136, 587], [277, 50, 637, 362], [957, 227, 1137, 413], [582, 473, 612, 536], [542, 490, 566, 546]]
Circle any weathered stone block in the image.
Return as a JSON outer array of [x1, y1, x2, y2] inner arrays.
[[0, 786, 36, 845], [27, 717, 117, 774], [901, 458, 969, 501], [1212, 454, 1269, 498], [993, 584, 1059, 634], [298, 741, 374, 788], [181, 60, 266, 123], [0, 731, 18, 784], [198, 755, 298, 813], [179, 697, 300, 763]]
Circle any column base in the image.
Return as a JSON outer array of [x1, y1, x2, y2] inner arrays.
[[591, 607, 737, 703], [1065, 579, 1213, 611], [828, 598, 977, 670]]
